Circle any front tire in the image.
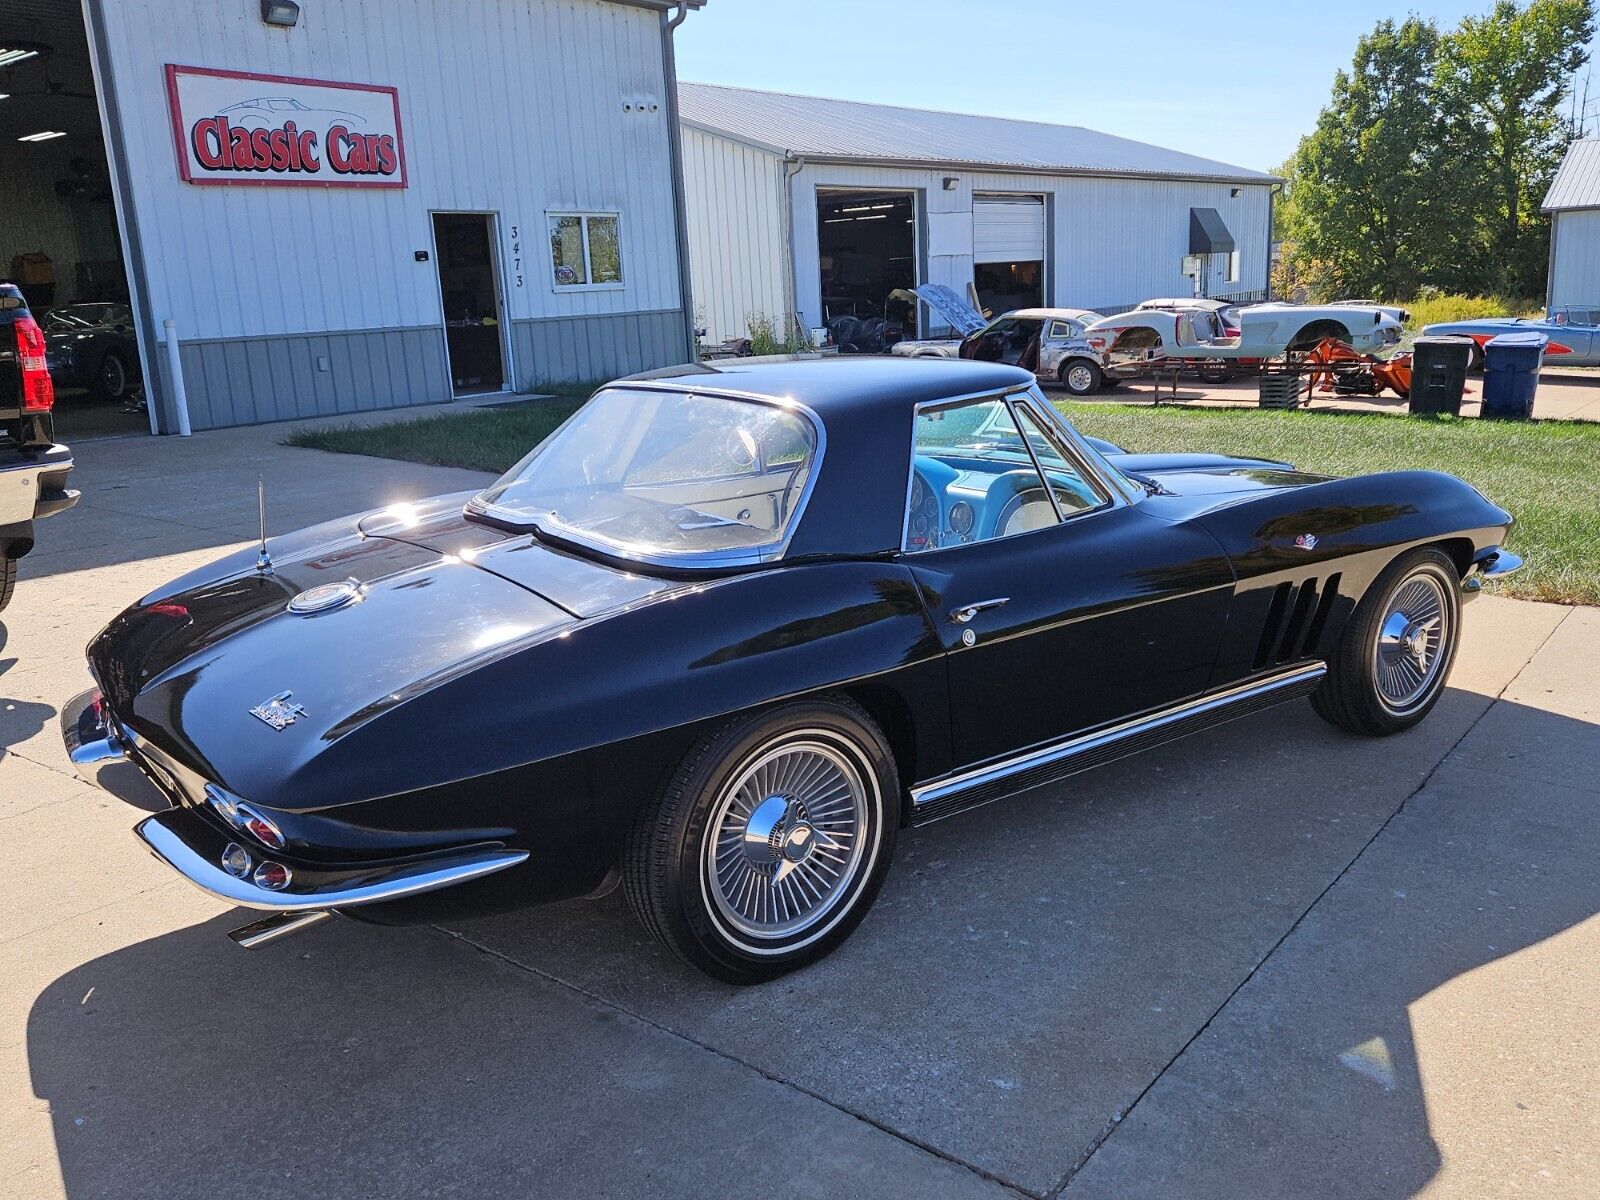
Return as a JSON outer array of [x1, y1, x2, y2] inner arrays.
[[1312, 548, 1461, 736], [91, 352, 130, 402], [1060, 358, 1102, 396], [624, 697, 898, 984]]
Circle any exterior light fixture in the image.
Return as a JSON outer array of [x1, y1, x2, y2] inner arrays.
[[1230, 187, 1241, 198], [260, 0, 300, 27], [17, 131, 66, 142], [943, 177, 959, 191]]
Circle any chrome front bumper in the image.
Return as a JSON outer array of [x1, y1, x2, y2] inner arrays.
[[62, 685, 529, 932], [1462, 547, 1524, 596]]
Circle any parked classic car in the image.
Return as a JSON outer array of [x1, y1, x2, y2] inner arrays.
[[889, 284, 1099, 368], [1134, 296, 1244, 333], [64, 358, 1518, 982], [1421, 306, 1595, 367], [42, 302, 143, 402], [1049, 303, 1405, 394]]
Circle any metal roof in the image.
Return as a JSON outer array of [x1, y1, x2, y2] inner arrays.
[[1543, 139, 1600, 211], [679, 82, 1277, 185]]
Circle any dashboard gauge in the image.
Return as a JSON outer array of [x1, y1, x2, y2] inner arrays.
[[948, 501, 975, 538], [906, 475, 938, 550]]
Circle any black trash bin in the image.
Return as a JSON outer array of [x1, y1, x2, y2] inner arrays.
[[1408, 335, 1473, 415], [1482, 331, 1546, 419]]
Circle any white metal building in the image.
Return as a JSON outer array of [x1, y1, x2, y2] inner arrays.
[[1543, 138, 1600, 312], [679, 83, 1278, 345], [1, 0, 699, 434]]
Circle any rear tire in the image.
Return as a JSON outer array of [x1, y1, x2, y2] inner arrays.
[[0, 554, 16, 614], [624, 697, 899, 984], [1060, 358, 1102, 396], [1311, 548, 1461, 736]]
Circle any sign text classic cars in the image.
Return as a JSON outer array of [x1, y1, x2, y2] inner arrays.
[[164, 65, 407, 188]]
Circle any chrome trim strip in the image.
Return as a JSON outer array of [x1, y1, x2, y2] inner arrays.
[[911, 661, 1327, 817], [135, 810, 530, 913]]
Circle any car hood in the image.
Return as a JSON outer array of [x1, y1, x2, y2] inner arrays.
[[87, 493, 684, 805]]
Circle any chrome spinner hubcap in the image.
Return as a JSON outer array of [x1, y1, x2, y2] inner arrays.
[[1374, 572, 1449, 712], [706, 738, 867, 941]]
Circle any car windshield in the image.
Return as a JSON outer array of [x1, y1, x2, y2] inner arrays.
[[474, 387, 819, 564]]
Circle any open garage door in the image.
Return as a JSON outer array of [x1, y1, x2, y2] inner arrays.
[[817, 188, 919, 353], [0, 0, 145, 440], [973, 194, 1045, 315]]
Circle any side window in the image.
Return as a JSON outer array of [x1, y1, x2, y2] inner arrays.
[[1011, 403, 1105, 515], [548, 212, 623, 289], [906, 396, 1067, 552]]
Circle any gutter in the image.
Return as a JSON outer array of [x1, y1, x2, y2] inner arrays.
[[659, 2, 699, 363], [782, 154, 806, 333]]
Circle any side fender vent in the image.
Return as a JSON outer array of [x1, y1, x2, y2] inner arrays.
[[1253, 574, 1342, 669]]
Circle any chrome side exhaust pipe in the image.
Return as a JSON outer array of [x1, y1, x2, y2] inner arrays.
[[227, 910, 333, 949]]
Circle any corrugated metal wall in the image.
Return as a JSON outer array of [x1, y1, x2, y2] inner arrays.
[[94, 0, 689, 428], [680, 126, 790, 344], [1548, 210, 1600, 311], [784, 161, 1273, 334]]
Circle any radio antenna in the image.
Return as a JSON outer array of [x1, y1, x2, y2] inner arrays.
[[256, 476, 273, 575]]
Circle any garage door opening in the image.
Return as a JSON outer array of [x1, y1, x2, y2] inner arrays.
[[433, 212, 507, 396], [817, 189, 918, 353], [0, 1, 145, 440], [973, 194, 1045, 316]]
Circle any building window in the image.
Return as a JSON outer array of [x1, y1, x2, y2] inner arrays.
[[1225, 250, 1240, 284], [548, 212, 622, 289]]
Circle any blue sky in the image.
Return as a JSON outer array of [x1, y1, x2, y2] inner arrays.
[[676, 0, 1590, 173]]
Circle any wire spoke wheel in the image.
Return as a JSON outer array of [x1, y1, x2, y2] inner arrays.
[[1372, 570, 1452, 714], [703, 736, 869, 942]]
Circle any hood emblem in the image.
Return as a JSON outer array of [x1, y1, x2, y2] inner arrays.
[[287, 579, 364, 615], [1294, 534, 1319, 550], [250, 691, 307, 731]]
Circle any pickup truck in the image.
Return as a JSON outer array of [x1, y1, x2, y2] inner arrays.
[[0, 283, 78, 612]]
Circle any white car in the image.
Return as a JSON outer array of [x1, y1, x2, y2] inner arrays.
[[1045, 303, 1404, 395]]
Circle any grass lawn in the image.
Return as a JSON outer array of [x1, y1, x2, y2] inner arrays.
[[285, 395, 1598, 606]]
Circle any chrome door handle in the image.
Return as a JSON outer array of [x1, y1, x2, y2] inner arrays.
[[949, 597, 1009, 624]]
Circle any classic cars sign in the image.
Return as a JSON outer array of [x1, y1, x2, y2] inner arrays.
[[164, 65, 407, 188]]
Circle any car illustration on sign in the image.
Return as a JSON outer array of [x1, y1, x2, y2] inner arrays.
[[63, 358, 1519, 982]]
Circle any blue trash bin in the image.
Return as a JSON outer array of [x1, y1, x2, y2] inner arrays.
[[1481, 331, 1547, 419]]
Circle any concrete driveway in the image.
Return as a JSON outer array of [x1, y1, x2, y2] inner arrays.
[[3, 422, 1597, 1199]]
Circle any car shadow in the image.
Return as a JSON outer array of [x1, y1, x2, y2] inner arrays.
[[21, 696, 1600, 1199]]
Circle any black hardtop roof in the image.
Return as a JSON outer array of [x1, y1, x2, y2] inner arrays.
[[620, 356, 1037, 416]]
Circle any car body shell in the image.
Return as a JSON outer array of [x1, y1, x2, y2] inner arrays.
[[1421, 307, 1599, 365], [68, 357, 1514, 930], [1050, 303, 1404, 381]]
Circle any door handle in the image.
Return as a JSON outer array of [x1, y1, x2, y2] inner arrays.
[[948, 597, 1010, 624]]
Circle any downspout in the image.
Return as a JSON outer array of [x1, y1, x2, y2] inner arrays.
[[660, 2, 698, 362], [1266, 183, 1279, 301], [782, 154, 806, 334]]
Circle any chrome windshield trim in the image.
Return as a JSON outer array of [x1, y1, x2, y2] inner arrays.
[[911, 662, 1328, 818], [469, 384, 827, 572], [135, 809, 530, 913]]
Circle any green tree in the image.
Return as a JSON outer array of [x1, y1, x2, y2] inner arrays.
[[1437, 0, 1596, 294], [1278, 18, 1459, 299]]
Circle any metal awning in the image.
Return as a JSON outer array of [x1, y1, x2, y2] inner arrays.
[[1189, 208, 1235, 255]]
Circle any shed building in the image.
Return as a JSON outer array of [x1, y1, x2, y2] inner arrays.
[[1543, 138, 1600, 314], [678, 82, 1278, 347]]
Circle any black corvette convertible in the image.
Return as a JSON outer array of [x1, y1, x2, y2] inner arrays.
[[64, 358, 1519, 982]]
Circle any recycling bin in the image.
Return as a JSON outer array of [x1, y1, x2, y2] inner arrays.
[[1408, 335, 1473, 415], [1481, 331, 1547, 419]]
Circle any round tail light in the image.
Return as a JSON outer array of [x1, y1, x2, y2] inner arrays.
[[221, 843, 253, 878], [236, 803, 285, 850], [253, 861, 292, 891]]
